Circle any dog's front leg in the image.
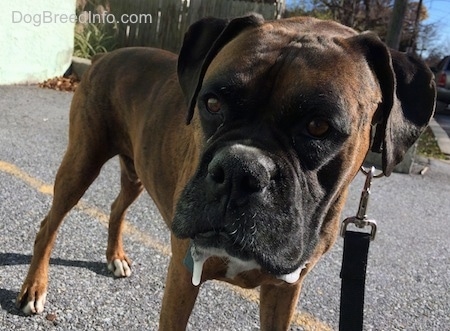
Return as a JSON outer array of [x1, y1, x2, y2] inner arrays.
[[260, 282, 303, 331], [159, 236, 199, 330]]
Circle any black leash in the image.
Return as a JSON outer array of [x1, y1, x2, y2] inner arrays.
[[339, 231, 371, 331], [339, 166, 381, 331]]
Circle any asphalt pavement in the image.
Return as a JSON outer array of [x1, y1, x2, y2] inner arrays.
[[435, 113, 450, 140], [1, 85, 449, 330]]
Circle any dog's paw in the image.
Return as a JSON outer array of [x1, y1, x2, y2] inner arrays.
[[16, 285, 47, 315], [108, 259, 131, 277]]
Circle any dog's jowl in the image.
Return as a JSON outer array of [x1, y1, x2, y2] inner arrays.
[[17, 15, 435, 330]]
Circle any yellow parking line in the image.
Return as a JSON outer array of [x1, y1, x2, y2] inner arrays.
[[0, 161, 53, 195], [76, 200, 172, 256], [0, 160, 333, 331], [0, 160, 171, 256]]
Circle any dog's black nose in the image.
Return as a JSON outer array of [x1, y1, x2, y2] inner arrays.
[[207, 144, 276, 206]]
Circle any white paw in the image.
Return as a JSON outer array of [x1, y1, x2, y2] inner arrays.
[[22, 292, 47, 315], [108, 259, 131, 277]]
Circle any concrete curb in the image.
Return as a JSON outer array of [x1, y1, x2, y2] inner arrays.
[[429, 118, 450, 156], [355, 118, 450, 173]]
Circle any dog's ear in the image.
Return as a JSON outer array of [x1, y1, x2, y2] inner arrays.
[[177, 15, 264, 124], [348, 33, 436, 176]]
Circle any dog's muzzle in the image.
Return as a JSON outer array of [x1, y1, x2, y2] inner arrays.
[[173, 143, 307, 280]]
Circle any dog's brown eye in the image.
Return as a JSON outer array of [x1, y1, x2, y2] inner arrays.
[[306, 119, 330, 138], [206, 97, 221, 113]]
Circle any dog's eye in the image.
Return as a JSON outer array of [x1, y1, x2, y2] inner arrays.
[[306, 119, 330, 138], [206, 97, 221, 113]]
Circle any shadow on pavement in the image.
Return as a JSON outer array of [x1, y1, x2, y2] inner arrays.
[[0, 252, 108, 277], [0, 252, 110, 314], [0, 288, 20, 315]]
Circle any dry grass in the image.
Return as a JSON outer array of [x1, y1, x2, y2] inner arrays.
[[416, 127, 448, 160], [38, 75, 79, 92]]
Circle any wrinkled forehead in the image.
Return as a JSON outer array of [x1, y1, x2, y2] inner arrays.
[[206, 19, 357, 75], [204, 21, 380, 108]]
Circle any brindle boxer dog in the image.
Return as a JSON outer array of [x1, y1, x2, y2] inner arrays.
[[17, 15, 435, 330]]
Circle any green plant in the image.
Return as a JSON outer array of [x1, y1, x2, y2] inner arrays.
[[74, 23, 117, 59]]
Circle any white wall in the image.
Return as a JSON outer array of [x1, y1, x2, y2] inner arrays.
[[0, 1, 76, 85]]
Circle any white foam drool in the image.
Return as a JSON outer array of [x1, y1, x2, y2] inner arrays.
[[191, 244, 209, 286], [276, 262, 308, 284], [190, 243, 307, 286], [190, 245, 261, 286]]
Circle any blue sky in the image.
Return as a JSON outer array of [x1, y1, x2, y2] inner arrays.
[[285, 0, 450, 54], [423, 0, 450, 52]]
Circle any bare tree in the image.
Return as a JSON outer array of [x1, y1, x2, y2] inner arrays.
[[286, 0, 441, 56]]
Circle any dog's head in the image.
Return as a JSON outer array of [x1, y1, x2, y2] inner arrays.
[[172, 16, 435, 280]]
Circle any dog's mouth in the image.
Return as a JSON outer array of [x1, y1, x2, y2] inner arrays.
[[187, 231, 307, 286], [193, 231, 230, 247], [191, 229, 254, 263]]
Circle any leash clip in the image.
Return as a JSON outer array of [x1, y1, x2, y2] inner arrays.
[[341, 217, 377, 241], [340, 166, 381, 241]]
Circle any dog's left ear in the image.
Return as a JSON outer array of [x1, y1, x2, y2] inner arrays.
[[177, 15, 264, 124], [348, 33, 436, 176]]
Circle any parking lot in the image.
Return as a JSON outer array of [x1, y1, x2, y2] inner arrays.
[[1, 85, 449, 330]]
